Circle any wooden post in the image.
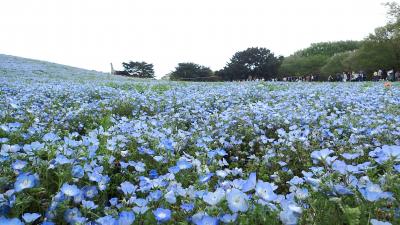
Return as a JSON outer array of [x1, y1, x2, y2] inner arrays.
[[110, 63, 115, 75]]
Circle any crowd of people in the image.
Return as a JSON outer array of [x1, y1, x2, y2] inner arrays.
[[279, 68, 400, 82], [278, 75, 320, 82], [327, 71, 367, 82], [371, 69, 400, 82]]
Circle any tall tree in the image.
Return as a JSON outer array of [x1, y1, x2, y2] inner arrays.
[[218, 47, 282, 81], [122, 61, 155, 78], [320, 51, 353, 76], [339, 2, 400, 73], [366, 1, 400, 69], [279, 41, 362, 77], [170, 63, 217, 81], [294, 41, 362, 57]]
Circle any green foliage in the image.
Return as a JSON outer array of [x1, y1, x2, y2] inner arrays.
[[320, 51, 353, 76], [217, 47, 283, 81], [112, 100, 136, 118], [279, 41, 362, 77], [344, 41, 397, 72], [342, 206, 361, 225], [170, 62, 217, 82], [279, 54, 329, 76], [122, 61, 155, 78], [294, 41, 362, 57]]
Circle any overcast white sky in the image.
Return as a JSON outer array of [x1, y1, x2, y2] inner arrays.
[[0, 0, 391, 78]]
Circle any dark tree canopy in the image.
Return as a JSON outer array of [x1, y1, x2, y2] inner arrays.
[[122, 61, 155, 78], [170, 63, 217, 81], [218, 47, 282, 81]]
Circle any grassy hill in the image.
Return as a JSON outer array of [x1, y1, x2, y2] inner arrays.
[[0, 54, 110, 80]]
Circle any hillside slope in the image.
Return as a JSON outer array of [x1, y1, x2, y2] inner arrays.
[[0, 54, 109, 80]]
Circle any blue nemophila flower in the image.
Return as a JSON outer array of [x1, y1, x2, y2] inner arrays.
[[280, 200, 303, 225], [161, 139, 174, 152], [168, 166, 180, 174], [133, 205, 149, 215], [176, 159, 192, 170], [64, 208, 82, 224], [294, 188, 309, 200], [359, 182, 393, 202], [138, 147, 155, 155], [120, 181, 136, 196], [331, 160, 351, 175], [0, 138, 9, 143], [181, 202, 194, 212], [149, 169, 158, 179], [288, 176, 304, 186], [199, 173, 214, 183], [192, 212, 219, 225], [394, 164, 400, 173], [149, 190, 163, 201], [117, 211, 135, 225], [369, 145, 400, 164], [279, 209, 299, 225], [220, 213, 238, 223], [311, 148, 334, 163], [14, 173, 39, 192], [0, 217, 24, 225], [153, 208, 171, 222], [165, 190, 177, 204], [195, 215, 219, 225], [370, 219, 392, 225], [22, 212, 41, 223], [216, 170, 228, 178], [71, 165, 84, 178], [226, 188, 249, 212], [333, 184, 353, 196], [255, 181, 278, 201], [133, 198, 148, 207], [42, 221, 55, 225], [11, 160, 27, 171], [54, 154, 72, 165], [82, 200, 98, 209], [96, 215, 117, 225], [207, 148, 227, 159], [203, 188, 225, 206], [82, 185, 98, 199], [131, 161, 146, 172], [109, 197, 119, 206], [242, 172, 256, 192], [60, 183, 80, 197], [341, 152, 361, 160], [43, 133, 60, 142]]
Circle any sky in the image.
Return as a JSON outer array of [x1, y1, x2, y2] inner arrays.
[[0, 0, 390, 78]]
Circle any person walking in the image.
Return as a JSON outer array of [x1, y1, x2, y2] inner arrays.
[[395, 70, 400, 81], [378, 69, 383, 80], [388, 69, 395, 81]]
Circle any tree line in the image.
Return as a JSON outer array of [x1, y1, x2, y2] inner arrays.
[[117, 2, 399, 81]]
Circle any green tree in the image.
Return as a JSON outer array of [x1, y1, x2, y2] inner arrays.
[[344, 41, 397, 72], [122, 61, 155, 78], [218, 47, 282, 81], [170, 63, 217, 81], [365, 1, 400, 69], [320, 51, 353, 76], [294, 41, 362, 57], [279, 55, 329, 77], [279, 41, 362, 78], [340, 2, 400, 73]]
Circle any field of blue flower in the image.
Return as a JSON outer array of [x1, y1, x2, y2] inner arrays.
[[1, 64, 400, 225]]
